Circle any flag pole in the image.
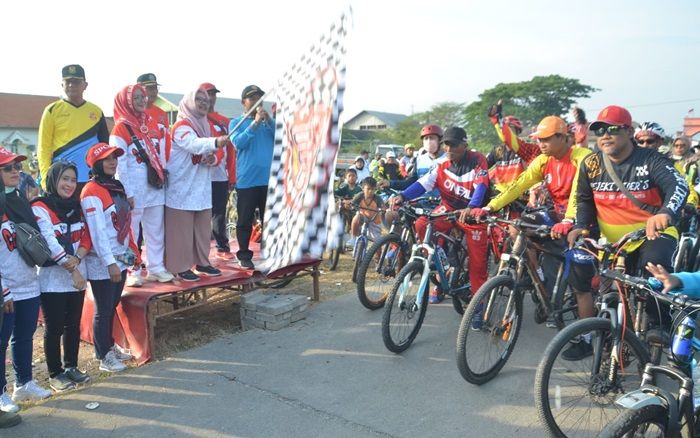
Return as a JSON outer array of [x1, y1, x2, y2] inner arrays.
[[227, 88, 276, 137]]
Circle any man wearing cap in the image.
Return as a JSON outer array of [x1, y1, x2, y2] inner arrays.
[[201, 83, 236, 258], [38, 64, 109, 186], [563, 105, 689, 360], [399, 144, 415, 177], [378, 150, 402, 181], [228, 85, 274, 269], [349, 156, 370, 182], [391, 127, 490, 304], [137, 73, 170, 149]]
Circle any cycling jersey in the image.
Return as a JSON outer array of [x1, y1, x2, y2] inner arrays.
[[674, 159, 699, 206], [575, 147, 689, 242], [402, 151, 489, 210], [488, 146, 592, 219], [487, 115, 540, 193]]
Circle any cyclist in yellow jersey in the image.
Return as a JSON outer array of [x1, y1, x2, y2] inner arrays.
[[37, 65, 109, 186]]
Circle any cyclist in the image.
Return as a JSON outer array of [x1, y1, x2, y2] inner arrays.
[[471, 115, 592, 301], [348, 177, 385, 247], [334, 168, 361, 232], [565, 105, 689, 360], [390, 127, 490, 304]]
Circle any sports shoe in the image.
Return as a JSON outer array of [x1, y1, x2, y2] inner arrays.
[[562, 340, 593, 361], [178, 270, 200, 282], [64, 367, 91, 384], [48, 372, 76, 392], [126, 274, 143, 288], [194, 265, 222, 277], [0, 410, 21, 428], [0, 391, 19, 413], [216, 250, 234, 260], [112, 344, 133, 361], [12, 380, 51, 402], [239, 259, 255, 270], [146, 271, 175, 283], [99, 351, 127, 373], [471, 303, 484, 331], [429, 288, 444, 304]]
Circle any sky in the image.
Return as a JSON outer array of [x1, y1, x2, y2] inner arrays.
[[3, 0, 699, 135]]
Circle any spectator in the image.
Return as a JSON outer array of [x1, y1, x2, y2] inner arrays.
[[229, 85, 275, 269], [369, 153, 382, 178], [137, 73, 171, 141], [0, 147, 51, 411], [360, 150, 370, 166], [378, 151, 402, 181], [165, 87, 228, 280], [201, 83, 236, 259], [399, 144, 416, 177], [81, 143, 140, 372], [37, 64, 109, 186], [349, 155, 370, 182], [334, 168, 361, 229], [112, 84, 172, 287], [18, 169, 38, 200], [31, 161, 91, 391]]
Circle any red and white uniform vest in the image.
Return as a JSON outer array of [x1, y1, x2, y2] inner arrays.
[[0, 213, 39, 302]]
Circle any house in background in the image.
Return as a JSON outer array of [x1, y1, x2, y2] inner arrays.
[[0, 92, 57, 157], [344, 110, 408, 131]]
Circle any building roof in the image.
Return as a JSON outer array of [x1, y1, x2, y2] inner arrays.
[[159, 93, 274, 119], [346, 110, 408, 129], [0, 92, 59, 129]]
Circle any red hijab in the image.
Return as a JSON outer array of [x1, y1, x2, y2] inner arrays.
[[114, 84, 149, 133]]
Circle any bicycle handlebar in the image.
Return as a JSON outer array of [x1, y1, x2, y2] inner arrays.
[[481, 215, 551, 237], [601, 270, 700, 311]]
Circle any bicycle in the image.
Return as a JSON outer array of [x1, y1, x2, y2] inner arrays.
[[355, 197, 438, 310], [324, 199, 351, 271], [455, 215, 579, 385], [381, 209, 473, 353], [675, 211, 699, 273], [534, 228, 660, 438], [599, 271, 700, 438]]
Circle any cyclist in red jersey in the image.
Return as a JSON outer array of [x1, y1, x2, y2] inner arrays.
[[391, 127, 490, 303]]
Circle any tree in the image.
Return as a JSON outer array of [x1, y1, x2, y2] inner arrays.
[[463, 75, 598, 151], [385, 102, 466, 147]]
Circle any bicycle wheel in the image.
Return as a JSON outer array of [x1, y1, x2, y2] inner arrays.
[[534, 317, 650, 438], [356, 233, 406, 310], [351, 238, 367, 283], [324, 234, 343, 271], [455, 275, 523, 385], [551, 280, 578, 330], [598, 405, 669, 438], [382, 260, 429, 353], [674, 238, 692, 273], [449, 261, 471, 315]]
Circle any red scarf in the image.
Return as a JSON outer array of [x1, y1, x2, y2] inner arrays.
[[114, 85, 165, 181]]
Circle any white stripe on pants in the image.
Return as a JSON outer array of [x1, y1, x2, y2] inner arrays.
[[131, 205, 166, 274]]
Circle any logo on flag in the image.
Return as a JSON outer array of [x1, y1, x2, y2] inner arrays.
[[262, 9, 351, 271]]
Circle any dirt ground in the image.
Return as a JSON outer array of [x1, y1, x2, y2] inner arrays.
[[8, 254, 358, 407]]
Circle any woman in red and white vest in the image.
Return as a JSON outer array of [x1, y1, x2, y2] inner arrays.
[[112, 84, 172, 287], [164, 87, 227, 282]]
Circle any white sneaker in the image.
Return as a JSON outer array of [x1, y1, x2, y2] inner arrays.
[[146, 271, 175, 283], [99, 351, 127, 373], [12, 380, 51, 402], [112, 344, 133, 361], [0, 391, 19, 413], [126, 274, 143, 288]]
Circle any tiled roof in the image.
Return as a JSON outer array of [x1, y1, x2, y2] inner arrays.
[[0, 92, 59, 128]]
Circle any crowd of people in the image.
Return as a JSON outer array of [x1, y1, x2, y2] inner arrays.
[[0, 65, 276, 427]]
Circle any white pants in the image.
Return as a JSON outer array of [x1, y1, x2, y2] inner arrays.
[[131, 205, 166, 274]]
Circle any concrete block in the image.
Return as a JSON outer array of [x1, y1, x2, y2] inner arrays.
[[241, 292, 270, 311], [256, 310, 293, 323], [293, 304, 308, 314], [242, 316, 264, 331], [264, 318, 291, 331], [290, 309, 308, 323], [257, 299, 294, 316], [286, 295, 308, 309]]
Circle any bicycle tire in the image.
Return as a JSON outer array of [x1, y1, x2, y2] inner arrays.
[[455, 275, 523, 385], [356, 233, 406, 310], [674, 238, 692, 273], [324, 234, 343, 271], [450, 262, 470, 315], [351, 238, 367, 283], [534, 317, 650, 438], [382, 260, 429, 353], [598, 404, 670, 438], [551, 279, 578, 331]]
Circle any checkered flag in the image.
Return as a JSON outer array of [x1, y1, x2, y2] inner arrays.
[[262, 9, 350, 272]]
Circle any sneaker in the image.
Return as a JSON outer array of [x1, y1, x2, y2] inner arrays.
[[48, 372, 76, 392], [99, 351, 127, 373], [239, 259, 255, 270], [545, 316, 558, 329], [429, 288, 444, 304], [126, 274, 143, 288], [12, 380, 51, 402], [0, 391, 19, 413], [471, 303, 484, 331], [562, 340, 593, 361], [112, 344, 133, 361], [64, 367, 91, 384], [146, 271, 175, 283], [346, 237, 356, 249], [194, 265, 222, 277], [0, 410, 21, 428], [178, 270, 200, 282]]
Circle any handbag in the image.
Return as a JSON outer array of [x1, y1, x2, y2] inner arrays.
[[15, 222, 52, 267], [41, 221, 74, 267], [601, 153, 657, 214], [125, 125, 168, 189]]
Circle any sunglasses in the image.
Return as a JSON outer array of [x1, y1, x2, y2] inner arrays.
[[637, 138, 659, 145], [593, 125, 627, 136], [1, 162, 22, 172]]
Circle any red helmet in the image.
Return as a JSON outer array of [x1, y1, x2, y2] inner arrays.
[[503, 116, 523, 133], [420, 124, 443, 139]]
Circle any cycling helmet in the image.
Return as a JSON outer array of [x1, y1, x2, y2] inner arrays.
[[420, 124, 443, 139], [503, 116, 523, 133], [634, 122, 665, 140]]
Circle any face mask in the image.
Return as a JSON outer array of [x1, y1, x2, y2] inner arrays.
[[5, 186, 15, 194]]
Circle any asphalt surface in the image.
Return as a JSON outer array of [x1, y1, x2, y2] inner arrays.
[[10, 292, 556, 437]]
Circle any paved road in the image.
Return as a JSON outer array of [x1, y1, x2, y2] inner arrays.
[[11, 292, 556, 437]]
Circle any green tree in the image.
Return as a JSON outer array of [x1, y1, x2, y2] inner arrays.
[[464, 75, 598, 151], [386, 102, 466, 147]]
